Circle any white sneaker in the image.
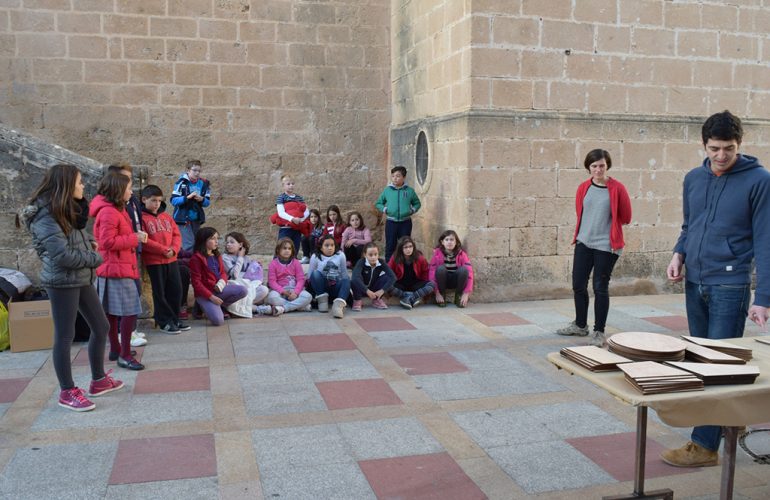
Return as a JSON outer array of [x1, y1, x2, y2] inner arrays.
[[130, 332, 147, 347], [133, 330, 146, 338], [300, 256, 310, 264]]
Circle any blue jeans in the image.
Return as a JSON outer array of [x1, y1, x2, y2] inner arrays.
[[309, 270, 350, 301], [685, 280, 750, 451], [179, 221, 201, 252], [384, 218, 412, 262], [278, 227, 302, 254]]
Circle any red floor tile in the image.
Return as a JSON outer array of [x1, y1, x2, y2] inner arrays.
[[133, 367, 211, 394], [392, 353, 469, 375], [291, 333, 357, 353], [0, 377, 32, 403], [468, 312, 530, 327], [109, 434, 217, 484], [316, 379, 402, 410], [72, 346, 145, 366], [359, 452, 487, 500], [643, 315, 689, 331], [355, 317, 416, 332], [567, 432, 699, 481]]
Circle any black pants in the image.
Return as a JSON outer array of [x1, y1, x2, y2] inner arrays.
[[301, 234, 319, 259], [435, 266, 469, 295], [384, 219, 412, 262], [178, 261, 190, 307], [146, 262, 182, 327], [344, 244, 364, 267], [46, 286, 109, 390], [572, 242, 619, 333]]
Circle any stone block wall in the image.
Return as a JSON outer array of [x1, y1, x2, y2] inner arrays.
[[391, 0, 770, 301], [0, 0, 391, 258]]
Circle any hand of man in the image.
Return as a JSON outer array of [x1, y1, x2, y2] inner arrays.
[[749, 305, 769, 331], [666, 253, 684, 282]]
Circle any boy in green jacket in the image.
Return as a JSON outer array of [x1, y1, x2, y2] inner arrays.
[[375, 166, 421, 261]]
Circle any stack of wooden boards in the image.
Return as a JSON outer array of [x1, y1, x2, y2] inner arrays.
[[559, 332, 760, 395]]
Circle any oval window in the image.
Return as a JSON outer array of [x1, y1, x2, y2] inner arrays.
[[416, 131, 428, 187]]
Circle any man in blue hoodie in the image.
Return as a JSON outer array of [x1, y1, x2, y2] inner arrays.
[[663, 110, 770, 467]]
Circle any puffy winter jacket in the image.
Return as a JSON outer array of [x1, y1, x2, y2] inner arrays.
[[20, 199, 102, 288], [190, 252, 227, 300], [89, 195, 139, 279], [388, 253, 430, 282]]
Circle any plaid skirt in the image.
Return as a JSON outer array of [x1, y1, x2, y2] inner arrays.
[[97, 277, 142, 316]]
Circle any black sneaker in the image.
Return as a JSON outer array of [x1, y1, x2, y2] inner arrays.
[[108, 350, 136, 361], [117, 356, 145, 370], [160, 323, 181, 335], [176, 321, 191, 331]]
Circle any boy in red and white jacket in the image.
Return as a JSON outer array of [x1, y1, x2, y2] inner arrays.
[[140, 185, 189, 334]]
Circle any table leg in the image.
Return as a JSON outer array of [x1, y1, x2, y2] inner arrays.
[[720, 426, 738, 500], [603, 407, 673, 500]]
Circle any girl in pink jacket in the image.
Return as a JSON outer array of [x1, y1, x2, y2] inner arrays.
[[266, 238, 312, 315], [341, 211, 372, 268], [429, 230, 474, 308]]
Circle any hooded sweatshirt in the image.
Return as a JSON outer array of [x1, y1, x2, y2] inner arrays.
[[375, 183, 421, 221], [140, 201, 181, 266], [674, 154, 770, 305]]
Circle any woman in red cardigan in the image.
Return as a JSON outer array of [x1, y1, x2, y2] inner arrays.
[[556, 149, 632, 347]]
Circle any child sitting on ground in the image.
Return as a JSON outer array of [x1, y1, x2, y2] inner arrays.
[[340, 211, 372, 268], [429, 230, 474, 308], [300, 208, 324, 264], [351, 242, 396, 311], [222, 232, 271, 317], [388, 236, 434, 310], [266, 238, 312, 315], [140, 185, 190, 334], [324, 204, 346, 248], [307, 234, 349, 318], [189, 227, 248, 326]]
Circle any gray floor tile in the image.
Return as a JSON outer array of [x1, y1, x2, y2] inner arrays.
[[0, 403, 10, 419], [104, 477, 218, 500], [0, 350, 50, 371], [302, 351, 380, 382], [453, 406, 561, 447], [613, 304, 680, 318], [139, 340, 209, 362], [604, 310, 669, 333], [238, 361, 312, 385], [231, 331, 297, 357], [259, 463, 376, 500], [0, 441, 116, 499], [489, 440, 614, 493], [369, 327, 486, 348], [242, 381, 326, 416], [338, 417, 444, 460], [229, 320, 286, 335], [284, 317, 345, 335], [451, 349, 529, 372], [494, 324, 551, 339], [524, 401, 630, 438], [515, 310, 573, 329], [252, 424, 353, 468]]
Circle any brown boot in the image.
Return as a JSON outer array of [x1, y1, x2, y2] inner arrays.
[[661, 441, 719, 467]]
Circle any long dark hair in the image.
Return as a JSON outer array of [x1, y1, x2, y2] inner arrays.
[[346, 211, 366, 230], [27, 164, 82, 235], [274, 237, 296, 260], [393, 236, 421, 266], [194, 226, 220, 256], [225, 231, 250, 255], [97, 172, 130, 209], [314, 234, 339, 258], [436, 230, 463, 255], [326, 204, 341, 224], [309, 208, 322, 228]]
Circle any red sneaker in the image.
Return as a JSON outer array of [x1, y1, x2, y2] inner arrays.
[[58, 387, 95, 412], [372, 297, 388, 309], [88, 370, 124, 397], [178, 307, 189, 320]]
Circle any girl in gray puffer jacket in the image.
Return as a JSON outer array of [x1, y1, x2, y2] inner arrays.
[[18, 164, 124, 412]]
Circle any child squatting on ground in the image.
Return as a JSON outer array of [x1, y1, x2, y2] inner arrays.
[[307, 234, 350, 318], [351, 242, 396, 311], [189, 227, 248, 326], [429, 230, 474, 308], [388, 236, 434, 310]]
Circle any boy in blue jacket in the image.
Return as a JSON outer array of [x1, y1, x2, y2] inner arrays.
[[663, 110, 770, 468], [170, 160, 211, 251]]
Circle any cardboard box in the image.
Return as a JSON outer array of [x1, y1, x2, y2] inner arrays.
[[8, 299, 54, 353]]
